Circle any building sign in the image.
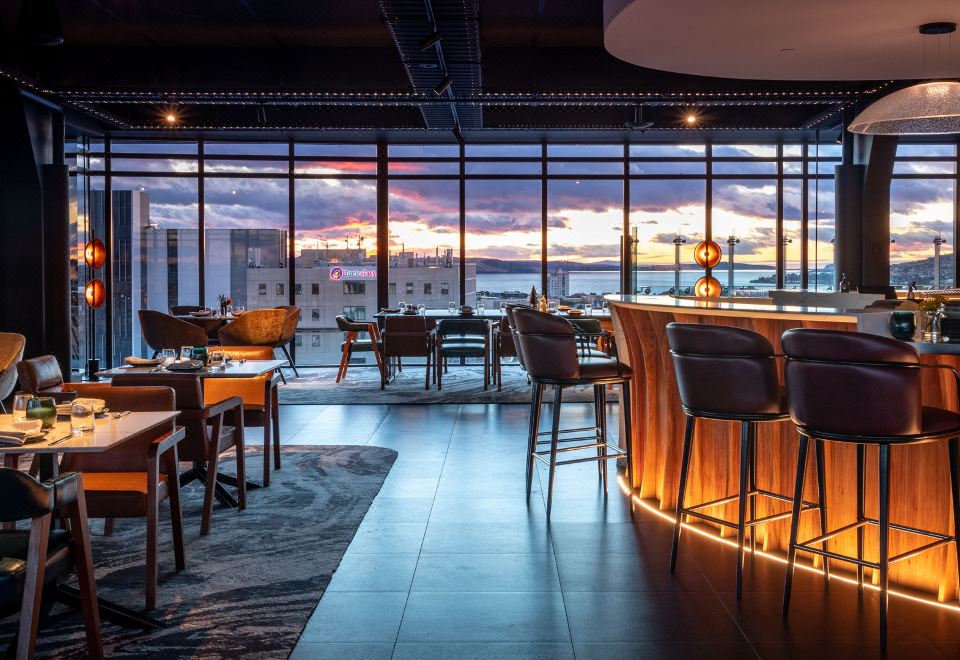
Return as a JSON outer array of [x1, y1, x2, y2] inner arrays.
[[329, 266, 376, 281]]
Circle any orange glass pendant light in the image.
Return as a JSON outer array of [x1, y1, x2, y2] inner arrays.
[[693, 240, 722, 269], [694, 275, 722, 298], [84, 238, 106, 269], [84, 278, 106, 308]]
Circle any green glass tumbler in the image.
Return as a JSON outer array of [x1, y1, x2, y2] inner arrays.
[[26, 396, 57, 429], [889, 311, 916, 341]]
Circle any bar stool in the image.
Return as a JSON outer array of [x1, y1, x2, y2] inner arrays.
[[780, 328, 960, 650], [666, 322, 829, 599], [513, 308, 632, 518]]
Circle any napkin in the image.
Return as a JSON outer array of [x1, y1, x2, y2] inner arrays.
[[124, 356, 162, 366]]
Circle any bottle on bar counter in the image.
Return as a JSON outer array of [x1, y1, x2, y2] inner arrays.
[[839, 273, 850, 293]]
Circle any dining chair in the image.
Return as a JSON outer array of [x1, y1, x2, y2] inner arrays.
[[217, 308, 288, 381], [57, 384, 187, 611], [380, 315, 432, 390], [0, 468, 102, 659], [0, 332, 25, 412], [138, 309, 209, 357], [16, 355, 79, 402], [109, 374, 246, 537], [335, 315, 384, 383], [203, 346, 282, 487], [491, 318, 516, 392], [273, 306, 302, 378], [434, 318, 490, 391]]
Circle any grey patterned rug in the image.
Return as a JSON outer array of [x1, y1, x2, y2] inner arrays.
[[279, 365, 614, 404], [0, 445, 397, 659]]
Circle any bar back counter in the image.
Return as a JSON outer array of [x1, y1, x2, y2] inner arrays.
[[607, 294, 959, 603]]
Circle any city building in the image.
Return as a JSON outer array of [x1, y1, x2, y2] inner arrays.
[[546, 266, 570, 298]]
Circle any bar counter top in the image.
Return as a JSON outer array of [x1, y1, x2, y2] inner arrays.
[[606, 293, 960, 605]]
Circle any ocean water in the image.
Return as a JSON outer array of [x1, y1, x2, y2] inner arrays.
[[475, 269, 810, 296]]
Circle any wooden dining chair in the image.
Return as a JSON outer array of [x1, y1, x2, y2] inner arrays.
[[335, 315, 384, 382], [110, 375, 246, 536], [203, 346, 282, 487], [0, 468, 103, 660], [57, 385, 186, 611]]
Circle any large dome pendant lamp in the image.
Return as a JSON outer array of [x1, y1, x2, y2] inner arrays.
[[850, 23, 960, 136]]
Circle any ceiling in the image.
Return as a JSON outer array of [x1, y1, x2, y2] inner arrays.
[[0, 0, 920, 137], [605, 0, 960, 80]]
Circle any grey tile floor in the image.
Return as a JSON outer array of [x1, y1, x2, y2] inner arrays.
[[280, 403, 959, 660]]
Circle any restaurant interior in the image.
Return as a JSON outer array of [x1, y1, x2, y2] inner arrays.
[[2, 0, 960, 658]]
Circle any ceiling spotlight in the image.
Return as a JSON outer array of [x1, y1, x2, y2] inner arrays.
[[434, 76, 454, 96], [685, 114, 698, 125], [165, 113, 177, 124], [419, 31, 443, 51]]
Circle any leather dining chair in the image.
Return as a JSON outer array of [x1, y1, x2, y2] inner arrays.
[[0, 468, 102, 659], [203, 346, 282, 487], [218, 308, 288, 381], [110, 374, 246, 537], [434, 318, 490, 391], [0, 332, 25, 412], [16, 355, 80, 402], [380, 315, 432, 390], [491, 317, 516, 391], [56, 384, 187, 611], [273, 306, 302, 378], [139, 309, 209, 357]]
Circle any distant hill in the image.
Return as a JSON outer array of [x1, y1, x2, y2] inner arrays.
[[472, 257, 775, 274]]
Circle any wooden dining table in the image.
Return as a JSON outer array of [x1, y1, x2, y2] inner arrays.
[[0, 411, 183, 630], [95, 359, 286, 505]]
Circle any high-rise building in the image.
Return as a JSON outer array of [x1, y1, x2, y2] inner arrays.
[[547, 267, 570, 299]]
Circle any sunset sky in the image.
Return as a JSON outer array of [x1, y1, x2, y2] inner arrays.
[[101, 143, 954, 274]]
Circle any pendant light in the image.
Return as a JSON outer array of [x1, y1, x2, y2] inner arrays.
[[850, 23, 960, 136]]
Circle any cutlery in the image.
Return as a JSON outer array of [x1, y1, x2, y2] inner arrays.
[[49, 433, 73, 446], [112, 411, 131, 419]]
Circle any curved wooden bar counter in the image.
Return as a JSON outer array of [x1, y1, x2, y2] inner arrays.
[[607, 294, 960, 603]]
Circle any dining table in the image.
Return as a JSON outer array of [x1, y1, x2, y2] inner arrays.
[[0, 411, 183, 630], [173, 312, 238, 336], [95, 359, 287, 505]]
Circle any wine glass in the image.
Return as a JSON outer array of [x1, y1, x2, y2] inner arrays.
[[548, 301, 558, 314], [417, 304, 426, 316], [499, 301, 507, 315], [226, 304, 234, 316], [584, 303, 593, 316], [448, 301, 457, 315], [12, 394, 32, 422], [477, 302, 485, 316], [398, 301, 407, 313], [180, 346, 193, 362]]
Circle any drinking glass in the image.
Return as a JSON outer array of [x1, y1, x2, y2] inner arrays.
[[499, 302, 507, 315], [584, 303, 593, 316], [159, 349, 176, 368], [548, 301, 558, 314], [12, 393, 32, 422], [226, 304, 234, 316], [417, 304, 425, 316], [70, 399, 96, 433], [208, 349, 225, 372], [26, 397, 57, 429], [448, 301, 457, 315], [477, 302, 485, 315], [180, 346, 193, 361], [399, 301, 407, 313], [235, 305, 245, 314]]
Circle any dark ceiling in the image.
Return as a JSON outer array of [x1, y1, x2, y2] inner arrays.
[[0, 0, 897, 137]]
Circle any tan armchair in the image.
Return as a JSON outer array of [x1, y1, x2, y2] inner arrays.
[[0, 332, 25, 411]]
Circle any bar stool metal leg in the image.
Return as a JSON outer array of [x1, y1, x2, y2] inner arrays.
[[949, 438, 960, 598], [814, 439, 830, 585], [736, 421, 751, 599], [747, 423, 757, 555], [621, 381, 634, 516], [599, 386, 609, 495], [670, 415, 696, 573], [878, 444, 891, 651], [782, 435, 809, 617], [593, 385, 604, 482], [526, 383, 544, 500], [856, 443, 866, 590], [546, 386, 563, 519]]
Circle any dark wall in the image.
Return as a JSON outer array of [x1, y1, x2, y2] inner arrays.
[[0, 83, 70, 371]]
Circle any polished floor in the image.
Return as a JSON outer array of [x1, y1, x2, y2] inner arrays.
[[279, 402, 960, 660]]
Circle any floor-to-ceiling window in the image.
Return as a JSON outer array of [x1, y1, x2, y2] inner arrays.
[[890, 144, 958, 289], [77, 138, 850, 369]]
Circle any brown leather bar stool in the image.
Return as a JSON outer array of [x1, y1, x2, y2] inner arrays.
[[513, 308, 632, 518], [780, 328, 960, 650], [666, 322, 829, 600]]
